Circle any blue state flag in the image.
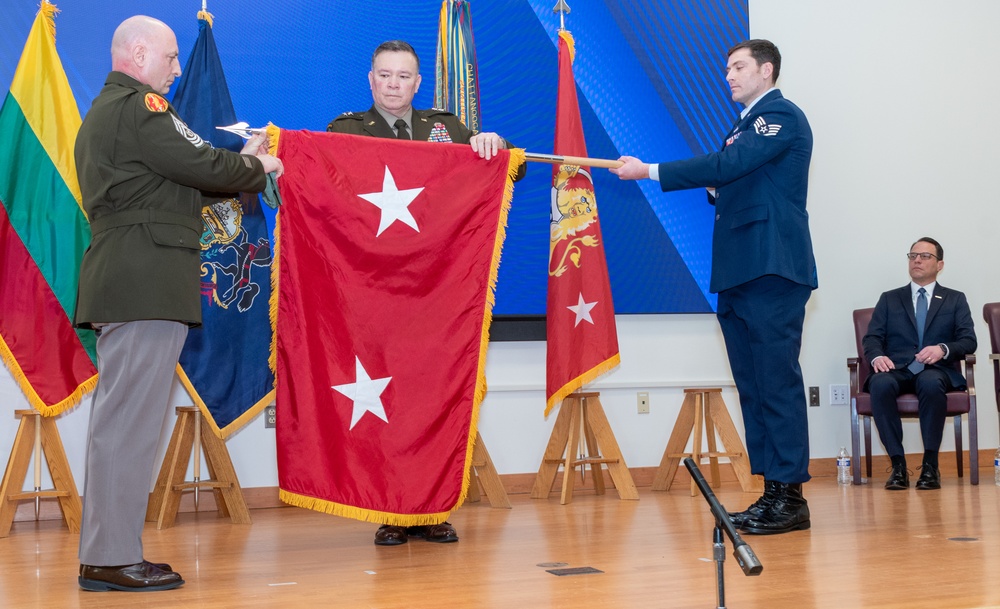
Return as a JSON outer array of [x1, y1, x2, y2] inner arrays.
[[173, 13, 274, 438]]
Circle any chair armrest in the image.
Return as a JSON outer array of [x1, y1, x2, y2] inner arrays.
[[848, 357, 860, 395], [964, 354, 976, 391]]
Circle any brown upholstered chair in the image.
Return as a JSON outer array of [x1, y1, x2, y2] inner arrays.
[[982, 303, 1000, 414], [847, 307, 978, 485]]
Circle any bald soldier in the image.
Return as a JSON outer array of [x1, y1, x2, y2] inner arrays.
[[74, 15, 282, 592]]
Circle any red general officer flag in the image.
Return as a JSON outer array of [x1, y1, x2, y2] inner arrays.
[[546, 30, 620, 416], [272, 128, 522, 525]]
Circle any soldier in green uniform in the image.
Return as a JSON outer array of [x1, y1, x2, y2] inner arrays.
[[327, 39, 524, 547], [74, 15, 282, 593]]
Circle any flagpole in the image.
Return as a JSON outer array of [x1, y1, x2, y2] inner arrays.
[[524, 152, 622, 169]]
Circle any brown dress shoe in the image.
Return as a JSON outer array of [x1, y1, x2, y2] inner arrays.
[[79, 562, 184, 592], [374, 524, 408, 546], [407, 522, 459, 543]]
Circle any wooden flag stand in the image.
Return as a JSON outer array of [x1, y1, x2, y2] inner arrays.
[[464, 432, 511, 509], [531, 392, 638, 504], [652, 388, 762, 495], [145, 406, 250, 529], [0, 410, 82, 537]]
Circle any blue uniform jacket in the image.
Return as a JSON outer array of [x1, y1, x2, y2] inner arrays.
[[657, 89, 817, 294]]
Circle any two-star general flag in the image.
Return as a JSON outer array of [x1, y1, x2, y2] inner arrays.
[[0, 1, 97, 416], [545, 30, 620, 416], [272, 128, 522, 524], [172, 12, 275, 438], [435, 0, 480, 132]]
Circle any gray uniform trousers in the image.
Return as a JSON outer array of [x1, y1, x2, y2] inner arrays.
[[78, 320, 188, 566]]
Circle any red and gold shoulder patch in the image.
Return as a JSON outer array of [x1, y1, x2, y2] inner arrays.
[[144, 92, 168, 113]]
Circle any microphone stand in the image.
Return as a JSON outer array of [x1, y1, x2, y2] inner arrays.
[[683, 458, 763, 609]]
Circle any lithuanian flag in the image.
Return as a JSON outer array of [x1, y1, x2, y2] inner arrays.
[[0, 2, 97, 416]]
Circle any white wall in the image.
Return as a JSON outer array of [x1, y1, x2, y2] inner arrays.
[[2, 0, 998, 492]]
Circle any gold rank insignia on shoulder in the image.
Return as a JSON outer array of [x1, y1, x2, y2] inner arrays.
[[367, 121, 375, 126], [144, 92, 168, 112]]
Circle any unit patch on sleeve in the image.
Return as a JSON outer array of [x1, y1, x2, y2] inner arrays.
[[144, 92, 168, 112], [753, 116, 782, 137]]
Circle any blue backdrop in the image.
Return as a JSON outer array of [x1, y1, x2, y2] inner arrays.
[[0, 0, 748, 316]]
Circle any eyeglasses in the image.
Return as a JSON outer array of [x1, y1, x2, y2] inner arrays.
[[906, 252, 939, 261]]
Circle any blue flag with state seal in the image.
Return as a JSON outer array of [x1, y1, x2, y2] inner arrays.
[[172, 12, 275, 438]]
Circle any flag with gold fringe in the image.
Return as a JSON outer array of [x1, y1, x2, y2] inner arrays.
[[0, 1, 97, 416], [172, 11, 276, 439], [435, 0, 480, 132], [272, 128, 521, 524], [546, 30, 620, 416]]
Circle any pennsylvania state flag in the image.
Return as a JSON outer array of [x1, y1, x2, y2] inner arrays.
[[173, 13, 274, 438]]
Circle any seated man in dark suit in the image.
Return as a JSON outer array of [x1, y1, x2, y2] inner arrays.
[[862, 237, 977, 490]]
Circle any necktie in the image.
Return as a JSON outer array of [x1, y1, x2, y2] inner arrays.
[[908, 288, 928, 373], [394, 119, 409, 140]]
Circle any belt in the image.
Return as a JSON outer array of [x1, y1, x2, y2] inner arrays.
[[89, 209, 202, 235]]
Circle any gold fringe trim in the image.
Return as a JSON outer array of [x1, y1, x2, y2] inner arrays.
[[266, 123, 282, 380], [266, 123, 280, 156], [279, 489, 452, 527], [559, 30, 575, 64], [175, 364, 274, 440], [39, 1, 58, 41], [268, 204, 280, 380], [0, 332, 96, 417], [544, 352, 621, 417], [197, 10, 214, 27], [454, 147, 522, 510]]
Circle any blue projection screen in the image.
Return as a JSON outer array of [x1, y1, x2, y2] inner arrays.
[[0, 0, 748, 323]]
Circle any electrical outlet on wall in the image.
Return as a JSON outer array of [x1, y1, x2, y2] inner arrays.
[[637, 392, 650, 414], [830, 384, 849, 405]]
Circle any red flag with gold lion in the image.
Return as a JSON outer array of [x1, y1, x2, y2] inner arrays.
[[546, 30, 620, 416]]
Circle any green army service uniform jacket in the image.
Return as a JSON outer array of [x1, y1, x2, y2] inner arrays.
[[326, 106, 478, 143], [74, 71, 267, 329], [326, 106, 526, 180]]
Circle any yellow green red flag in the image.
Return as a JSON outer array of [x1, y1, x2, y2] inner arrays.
[[0, 2, 97, 416]]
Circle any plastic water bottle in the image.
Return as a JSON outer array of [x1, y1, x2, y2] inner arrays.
[[994, 448, 1000, 486], [837, 447, 851, 485]]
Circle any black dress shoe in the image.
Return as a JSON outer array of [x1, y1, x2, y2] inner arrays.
[[915, 463, 941, 490], [741, 482, 810, 535], [79, 562, 184, 592], [728, 480, 779, 527], [407, 521, 459, 543], [884, 463, 910, 490], [374, 524, 408, 546]]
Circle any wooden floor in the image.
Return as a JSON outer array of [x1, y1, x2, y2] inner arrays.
[[3, 474, 1000, 609]]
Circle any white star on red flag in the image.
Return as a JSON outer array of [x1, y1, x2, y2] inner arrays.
[[567, 292, 598, 327], [331, 356, 392, 430], [357, 166, 424, 237]]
